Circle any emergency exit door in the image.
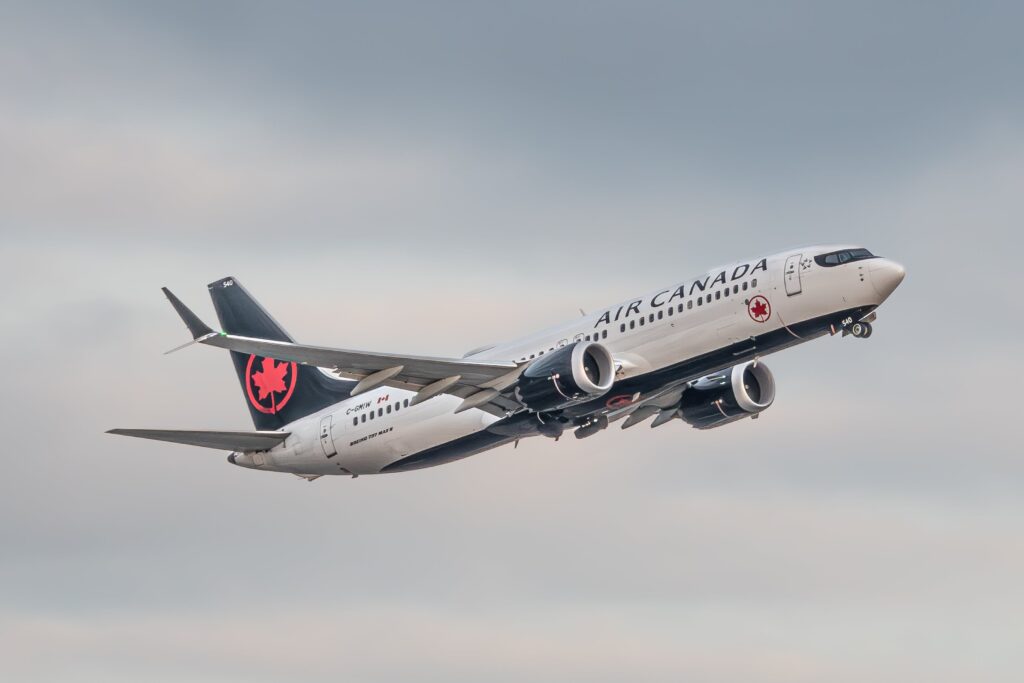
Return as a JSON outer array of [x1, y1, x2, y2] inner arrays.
[[784, 253, 803, 296], [319, 415, 337, 458]]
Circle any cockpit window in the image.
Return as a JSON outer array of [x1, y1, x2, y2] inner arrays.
[[814, 248, 876, 267]]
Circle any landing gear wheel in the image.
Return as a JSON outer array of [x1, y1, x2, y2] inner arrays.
[[850, 322, 873, 338]]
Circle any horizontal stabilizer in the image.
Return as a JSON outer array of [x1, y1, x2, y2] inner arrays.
[[107, 428, 289, 451]]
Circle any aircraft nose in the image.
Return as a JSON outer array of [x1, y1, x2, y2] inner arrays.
[[869, 259, 906, 300]]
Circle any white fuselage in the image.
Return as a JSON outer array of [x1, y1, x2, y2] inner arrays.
[[230, 245, 905, 476]]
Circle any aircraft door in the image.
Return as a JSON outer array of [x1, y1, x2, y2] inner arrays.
[[319, 414, 337, 459], [784, 253, 803, 296]]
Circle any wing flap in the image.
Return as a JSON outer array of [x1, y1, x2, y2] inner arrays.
[[107, 429, 289, 451]]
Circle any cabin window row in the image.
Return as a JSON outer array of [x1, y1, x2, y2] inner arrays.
[[520, 329, 608, 362], [353, 398, 411, 426], [617, 279, 757, 332], [515, 278, 758, 360]]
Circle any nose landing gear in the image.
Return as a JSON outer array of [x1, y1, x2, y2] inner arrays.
[[850, 321, 873, 338], [834, 312, 876, 339]]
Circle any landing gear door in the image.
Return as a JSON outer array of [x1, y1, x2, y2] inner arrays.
[[319, 415, 337, 459], [784, 253, 803, 296]]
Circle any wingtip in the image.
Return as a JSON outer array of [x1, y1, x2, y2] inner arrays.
[[162, 287, 214, 339]]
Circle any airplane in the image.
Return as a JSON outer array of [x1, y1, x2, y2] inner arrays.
[[109, 245, 905, 479]]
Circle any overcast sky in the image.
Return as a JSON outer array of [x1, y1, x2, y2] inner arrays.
[[2, 2, 1023, 681]]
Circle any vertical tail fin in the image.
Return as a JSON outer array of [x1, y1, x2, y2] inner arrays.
[[207, 276, 353, 430]]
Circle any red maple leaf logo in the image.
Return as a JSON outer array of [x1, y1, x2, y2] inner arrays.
[[251, 357, 289, 400], [748, 296, 770, 322]]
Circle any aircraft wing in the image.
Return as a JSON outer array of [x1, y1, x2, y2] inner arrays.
[[107, 429, 289, 451], [199, 334, 518, 386], [162, 288, 524, 415]]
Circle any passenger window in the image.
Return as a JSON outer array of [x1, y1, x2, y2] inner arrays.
[[723, 287, 729, 297], [361, 414, 366, 423], [742, 282, 748, 291], [620, 324, 625, 333], [639, 317, 645, 326], [687, 300, 693, 309], [368, 412, 374, 420], [733, 285, 739, 294], [667, 306, 673, 316], [752, 278, 758, 287], [715, 291, 721, 300], [386, 404, 392, 414], [697, 297, 703, 306], [630, 320, 636, 329], [404, 399, 409, 407], [657, 310, 663, 320], [353, 417, 358, 426], [377, 408, 383, 417], [395, 402, 400, 411], [602, 330, 607, 339]]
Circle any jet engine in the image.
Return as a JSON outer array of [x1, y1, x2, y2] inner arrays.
[[679, 361, 776, 429], [515, 341, 615, 412]]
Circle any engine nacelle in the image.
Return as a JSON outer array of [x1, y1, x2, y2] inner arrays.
[[515, 341, 615, 412], [679, 361, 776, 429]]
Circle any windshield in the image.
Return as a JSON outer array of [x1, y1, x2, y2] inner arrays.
[[814, 248, 877, 267]]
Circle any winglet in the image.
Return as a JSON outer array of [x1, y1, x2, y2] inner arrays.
[[162, 287, 214, 339]]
